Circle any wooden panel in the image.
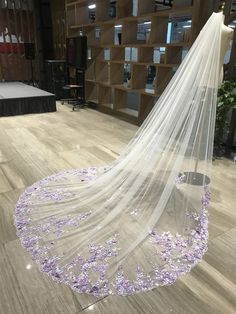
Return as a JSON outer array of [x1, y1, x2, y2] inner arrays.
[[150, 16, 169, 44], [66, 5, 76, 26], [0, 1, 37, 82], [84, 27, 100, 46], [110, 47, 125, 61], [96, 61, 109, 83], [98, 84, 113, 107], [173, 0, 193, 8], [75, 3, 89, 25], [137, 0, 155, 15], [91, 47, 103, 59], [131, 64, 147, 89], [138, 47, 153, 63], [85, 60, 96, 80], [114, 88, 127, 109], [96, 0, 110, 22], [85, 81, 98, 102], [117, 0, 132, 19], [50, 0, 66, 60], [156, 67, 173, 93], [122, 21, 138, 44], [165, 46, 183, 64], [110, 63, 123, 85], [139, 94, 157, 122], [100, 25, 114, 45]]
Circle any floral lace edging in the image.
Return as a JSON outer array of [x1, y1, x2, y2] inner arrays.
[[14, 168, 209, 297]]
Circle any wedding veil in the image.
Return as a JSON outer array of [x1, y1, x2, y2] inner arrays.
[[15, 12, 223, 296]]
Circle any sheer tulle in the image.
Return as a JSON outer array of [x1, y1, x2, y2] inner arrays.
[[15, 12, 223, 296]]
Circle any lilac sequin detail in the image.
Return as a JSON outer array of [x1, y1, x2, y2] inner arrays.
[[175, 174, 186, 184], [14, 167, 209, 297]]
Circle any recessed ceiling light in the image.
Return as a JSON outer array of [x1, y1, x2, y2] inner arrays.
[[88, 4, 96, 9]]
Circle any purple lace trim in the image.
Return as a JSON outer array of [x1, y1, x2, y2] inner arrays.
[[14, 168, 209, 297]]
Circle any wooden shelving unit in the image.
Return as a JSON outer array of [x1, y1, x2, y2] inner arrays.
[[65, 0, 195, 124]]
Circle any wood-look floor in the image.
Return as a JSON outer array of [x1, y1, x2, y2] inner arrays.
[[0, 103, 236, 314]]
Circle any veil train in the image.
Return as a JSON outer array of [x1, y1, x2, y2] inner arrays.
[[15, 12, 223, 296]]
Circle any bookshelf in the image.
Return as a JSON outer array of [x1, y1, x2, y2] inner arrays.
[[65, 0, 195, 124]]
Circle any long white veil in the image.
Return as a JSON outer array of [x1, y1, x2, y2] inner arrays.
[[15, 12, 223, 296]]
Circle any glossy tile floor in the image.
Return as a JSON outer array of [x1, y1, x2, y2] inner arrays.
[[0, 103, 236, 314]]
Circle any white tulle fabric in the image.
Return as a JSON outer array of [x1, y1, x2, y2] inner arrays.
[[15, 13, 223, 296]]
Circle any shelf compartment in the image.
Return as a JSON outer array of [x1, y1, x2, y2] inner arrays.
[[86, 81, 98, 103], [145, 65, 156, 94], [114, 89, 139, 118], [67, 28, 80, 38], [153, 47, 166, 64], [137, 21, 149, 44], [149, 16, 169, 44], [123, 63, 132, 87], [98, 84, 114, 109], [127, 91, 139, 113], [104, 48, 111, 60], [155, 0, 173, 11], [84, 26, 101, 45], [87, 2, 96, 24], [96, 61, 110, 83], [125, 47, 138, 62], [168, 15, 192, 44]]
